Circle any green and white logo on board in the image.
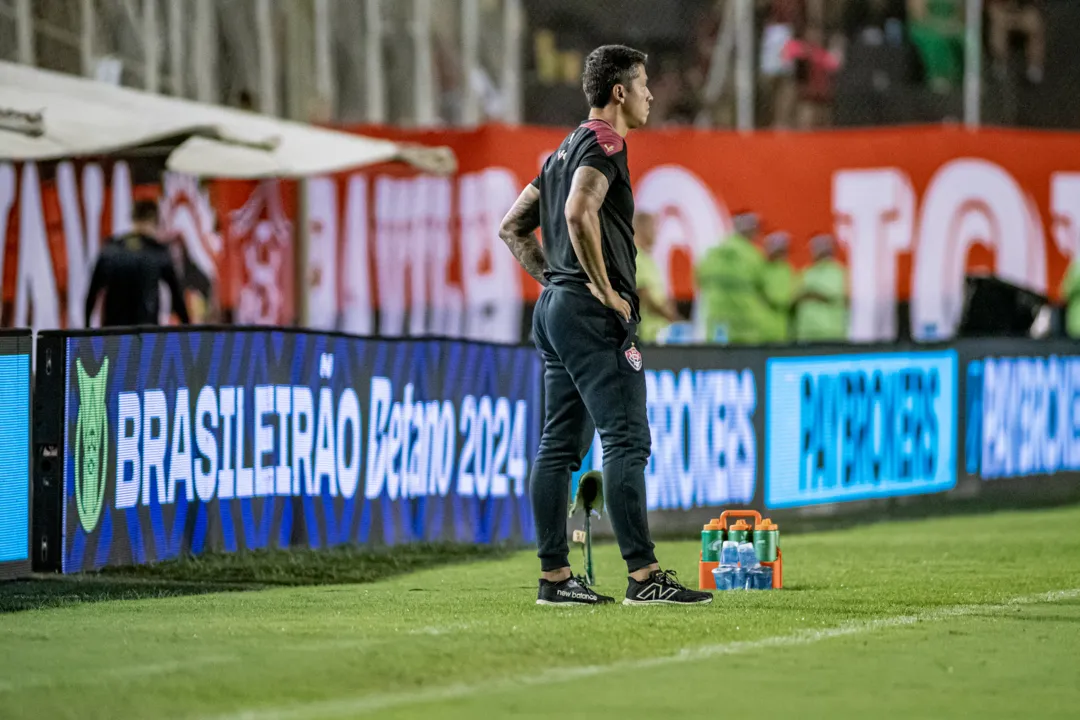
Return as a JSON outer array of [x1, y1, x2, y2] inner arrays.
[[74, 357, 109, 534]]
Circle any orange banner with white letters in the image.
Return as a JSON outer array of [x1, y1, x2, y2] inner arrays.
[[334, 123, 1080, 341], [3, 125, 1080, 342], [0, 161, 295, 331]]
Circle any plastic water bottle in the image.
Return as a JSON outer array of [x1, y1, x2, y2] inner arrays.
[[713, 541, 759, 590], [701, 521, 723, 563], [712, 565, 738, 591], [750, 566, 774, 590], [737, 542, 759, 569], [730, 543, 755, 590], [753, 518, 779, 563], [715, 540, 741, 591], [720, 540, 739, 565]]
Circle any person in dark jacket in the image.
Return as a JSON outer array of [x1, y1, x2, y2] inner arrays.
[[84, 199, 191, 327]]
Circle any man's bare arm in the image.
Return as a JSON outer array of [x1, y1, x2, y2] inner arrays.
[[564, 167, 611, 293], [498, 184, 547, 286], [565, 166, 631, 320]]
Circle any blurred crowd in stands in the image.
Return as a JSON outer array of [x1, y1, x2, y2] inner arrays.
[[149, 0, 1072, 131], [13, 0, 1074, 129], [527, 0, 1074, 130]]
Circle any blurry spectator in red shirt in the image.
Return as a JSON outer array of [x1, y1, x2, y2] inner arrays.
[[987, 0, 1045, 83], [784, 25, 842, 128]]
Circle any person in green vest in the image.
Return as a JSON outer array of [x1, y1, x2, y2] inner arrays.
[[1059, 256, 1080, 338], [907, 0, 965, 92], [795, 233, 850, 343], [695, 212, 771, 344], [634, 212, 680, 343], [761, 231, 796, 343]]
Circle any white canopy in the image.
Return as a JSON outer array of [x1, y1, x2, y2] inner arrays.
[[0, 61, 455, 177]]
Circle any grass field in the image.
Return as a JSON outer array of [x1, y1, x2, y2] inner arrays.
[[3, 505, 1080, 720]]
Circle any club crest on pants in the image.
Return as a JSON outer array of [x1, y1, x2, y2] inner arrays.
[[624, 344, 643, 371]]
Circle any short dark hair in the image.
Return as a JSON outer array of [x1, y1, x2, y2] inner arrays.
[[132, 199, 159, 224], [582, 45, 647, 108]]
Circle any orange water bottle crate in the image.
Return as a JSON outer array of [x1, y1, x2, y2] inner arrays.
[[698, 509, 783, 590]]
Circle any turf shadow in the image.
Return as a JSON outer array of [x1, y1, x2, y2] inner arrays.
[[1, 542, 519, 614], [0, 577, 251, 613]]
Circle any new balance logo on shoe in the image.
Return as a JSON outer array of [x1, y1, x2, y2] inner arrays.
[[635, 583, 680, 602], [557, 589, 597, 601], [537, 576, 616, 606], [624, 569, 713, 605]]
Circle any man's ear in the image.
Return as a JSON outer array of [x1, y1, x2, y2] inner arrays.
[[613, 84, 626, 104]]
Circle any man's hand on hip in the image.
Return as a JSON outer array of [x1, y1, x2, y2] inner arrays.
[[587, 283, 631, 322]]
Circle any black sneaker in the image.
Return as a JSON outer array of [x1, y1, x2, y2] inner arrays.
[[624, 569, 713, 605], [537, 575, 616, 606]]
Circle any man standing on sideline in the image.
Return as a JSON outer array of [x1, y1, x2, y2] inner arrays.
[[761, 231, 796, 343], [634, 212, 680, 343], [794, 233, 849, 343], [499, 45, 711, 606], [85, 199, 191, 328]]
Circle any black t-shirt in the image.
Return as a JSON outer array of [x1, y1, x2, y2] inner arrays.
[[533, 118, 639, 322], [85, 233, 191, 327]]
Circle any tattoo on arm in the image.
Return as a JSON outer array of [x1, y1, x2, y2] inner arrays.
[[499, 184, 547, 286], [564, 166, 612, 293]]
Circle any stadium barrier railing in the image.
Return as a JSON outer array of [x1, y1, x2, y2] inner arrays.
[[31, 326, 541, 573], [0, 330, 32, 580], [593, 338, 1080, 537], [23, 327, 1080, 574]]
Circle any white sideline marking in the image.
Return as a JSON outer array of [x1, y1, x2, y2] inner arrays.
[[210, 589, 1080, 720], [0, 655, 237, 694]]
